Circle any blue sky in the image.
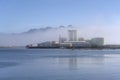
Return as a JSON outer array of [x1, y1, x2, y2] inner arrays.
[[0, 0, 120, 33]]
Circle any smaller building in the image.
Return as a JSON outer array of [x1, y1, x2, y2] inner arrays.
[[60, 43, 73, 48], [61, 41, 91, 48], [37, 41, 60, 48], [90, 38, 104, 47]]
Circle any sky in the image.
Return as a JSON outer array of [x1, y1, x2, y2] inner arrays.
[[0, 0, 120, 33]]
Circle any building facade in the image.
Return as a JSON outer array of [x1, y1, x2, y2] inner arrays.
[[90, 38, 104, 47], [68, 30, 77, 41]]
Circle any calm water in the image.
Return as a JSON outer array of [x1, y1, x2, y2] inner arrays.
[[0, 48, 120, 80]]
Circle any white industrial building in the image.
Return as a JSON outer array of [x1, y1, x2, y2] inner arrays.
[[62, 41, 91, 48], [90, 38, 104, 47], [68, 30, 77, 41]]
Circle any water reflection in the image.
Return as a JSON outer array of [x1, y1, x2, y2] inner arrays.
[[57, 53, 105, 70]]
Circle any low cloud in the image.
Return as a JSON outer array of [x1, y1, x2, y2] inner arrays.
[[0, 26, 120, 46]]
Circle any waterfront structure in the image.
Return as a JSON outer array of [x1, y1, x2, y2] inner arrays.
[[90, 38, 104, 47], [68, 30, 77, 41], [62, 41, 91, 48], [26, 30, 105, 49], [60, 42, 73, 48], [37, 41, 60, 48]]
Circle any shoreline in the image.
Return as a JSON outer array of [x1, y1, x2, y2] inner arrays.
[[26, 46, 120, 50]]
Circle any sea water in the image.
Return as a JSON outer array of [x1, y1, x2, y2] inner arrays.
[[0, 48, 120, 80]]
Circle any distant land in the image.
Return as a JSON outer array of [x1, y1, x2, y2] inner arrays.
[[0, 25, 120, 47]]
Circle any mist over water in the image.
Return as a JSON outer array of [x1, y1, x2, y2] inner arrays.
[[0, 26, 120, 46]]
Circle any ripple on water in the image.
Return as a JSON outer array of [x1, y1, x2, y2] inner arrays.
[[0, 62, 20, 68]]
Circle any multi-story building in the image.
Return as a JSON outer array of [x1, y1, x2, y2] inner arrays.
[[68, 30, 77, 41]]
